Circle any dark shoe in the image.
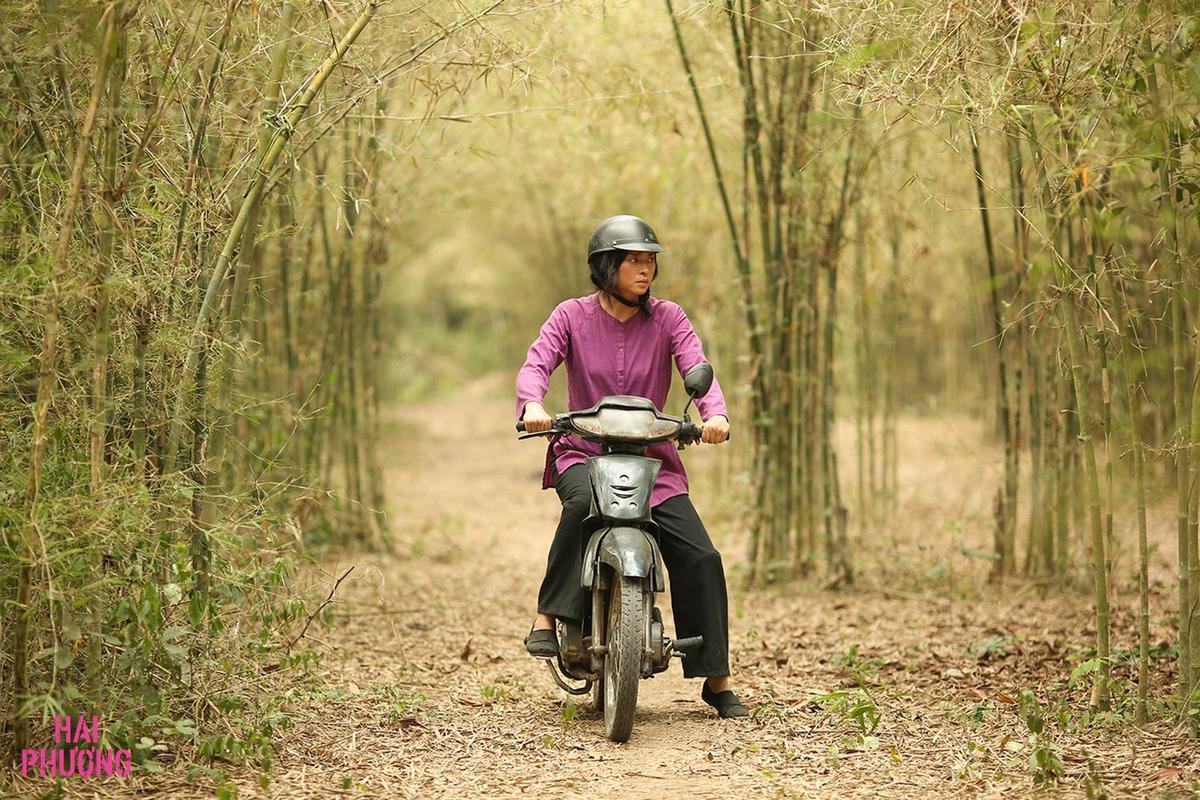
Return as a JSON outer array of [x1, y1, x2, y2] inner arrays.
[[524, 627, 558, 658], [702, 681, 750, 718]]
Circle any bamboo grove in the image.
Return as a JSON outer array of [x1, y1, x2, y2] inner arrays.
[[669, 0, 878, 586], [1, 0, 524, 765], [4, 0, 1200, 775], [666, 1, 1198, 720]]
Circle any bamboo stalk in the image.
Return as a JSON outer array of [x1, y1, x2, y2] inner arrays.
[[87, 0, 128, 691], [1061, 269, 1112, 710], [0, 42, 51, 157], [854, 224, 868, 540], [665, 0, 772, 573], [1142, 42, 1193, 704], [13, 6, 120, 759], [1103, 259, 1152, 723], [206, 1, 296, 484], [337, 124, 372, 545], [1186, 241, 1200, 706], [970, 124, 1017, 577], [164, 0, 380, 475], [821, 95, 862, 582], [1099, 335, 1115, 578], [883, 207, 900, 518], [303, 151, 338, 475], [361, 90, 390, 539], [279, 174, 300, 401], [165, 1, 237, 324]]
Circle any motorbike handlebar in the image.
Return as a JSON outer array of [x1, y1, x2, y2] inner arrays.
[[515, 415, 724, 445], [516, 418, 561, 437], [677, 421, 703, 446]]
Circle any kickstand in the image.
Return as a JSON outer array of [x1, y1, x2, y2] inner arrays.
[[544, 659, 592, 696]]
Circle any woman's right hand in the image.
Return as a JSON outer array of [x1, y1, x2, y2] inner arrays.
[[522, 402, 553, 433]]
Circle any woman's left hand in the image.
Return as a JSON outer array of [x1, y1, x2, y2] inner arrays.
[[701, 415, 730, 445]]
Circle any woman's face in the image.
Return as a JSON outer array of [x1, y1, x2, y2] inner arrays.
[[612, 251, 657, 301]]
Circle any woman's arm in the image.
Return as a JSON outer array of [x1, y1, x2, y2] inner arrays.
[[667, 303, 729, 424], [515, 302, 570, 420]]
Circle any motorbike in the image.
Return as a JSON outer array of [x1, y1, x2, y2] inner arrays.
[[516, 362, 716, 742]]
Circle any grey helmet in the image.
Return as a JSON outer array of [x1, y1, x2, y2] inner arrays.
[[587, 215, 663, 259]]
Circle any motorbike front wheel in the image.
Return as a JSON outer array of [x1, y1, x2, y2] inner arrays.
[[603, 574, 644, 742]]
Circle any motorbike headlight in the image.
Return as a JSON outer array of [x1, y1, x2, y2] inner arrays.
[[568, 406, 678, 441], [595, 408, 655, 438]]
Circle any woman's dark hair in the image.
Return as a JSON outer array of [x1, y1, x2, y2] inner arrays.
[[588, 249, 655, 312]]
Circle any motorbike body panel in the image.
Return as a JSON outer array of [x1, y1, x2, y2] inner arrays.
[[579, 453, 665, 593], [587, 454, 659, 523], [582, 526, 666, 593]]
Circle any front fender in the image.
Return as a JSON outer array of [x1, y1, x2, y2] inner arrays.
[[582, 526, 665, 592]]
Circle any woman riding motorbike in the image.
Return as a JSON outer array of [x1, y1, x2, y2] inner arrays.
[[514, 215, 748, 718]]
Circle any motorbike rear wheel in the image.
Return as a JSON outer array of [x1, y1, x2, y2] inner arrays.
[[603, 575, 643, 742]]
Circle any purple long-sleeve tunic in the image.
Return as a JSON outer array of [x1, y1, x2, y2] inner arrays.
[[515, 293, 728, 507]]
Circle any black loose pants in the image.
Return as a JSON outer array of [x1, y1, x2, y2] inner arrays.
[[537, 463, 730, 678]]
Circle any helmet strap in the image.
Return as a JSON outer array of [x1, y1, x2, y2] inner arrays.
[[608, 289, 648, 308]]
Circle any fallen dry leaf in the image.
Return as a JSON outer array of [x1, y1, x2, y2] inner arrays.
[[1149, 767, 1183, 782]]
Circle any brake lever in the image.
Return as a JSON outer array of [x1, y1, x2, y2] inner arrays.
[[676, 426, 702, 450], [518, 430, 557, 440]]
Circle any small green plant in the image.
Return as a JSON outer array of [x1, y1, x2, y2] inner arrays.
[[1083, 755, 1110, 800], [480, 684, 507, 702], [1019, 690, 1064, 784], [371, 684, 424, 725], [1069, 658, 1101, 688], [812, 687, 880, 751], [967, 635, 1011, 662], [832, 643, 866, 669], [831, 643, 882, 681]]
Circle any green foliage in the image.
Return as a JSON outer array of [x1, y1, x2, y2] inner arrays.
[[1029, 740, 1066, 785], [967, 636, 1011, 662], [0, 0, 495, 765], [1019, 689, 1046, 735], [480, 684, 508, 702], [1069, 658, 1102, 689], [371, 683, 425, 726], [1019, 690, 1064, 784], [812, 688, 881, 737], [831, 643, 883, 682]]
